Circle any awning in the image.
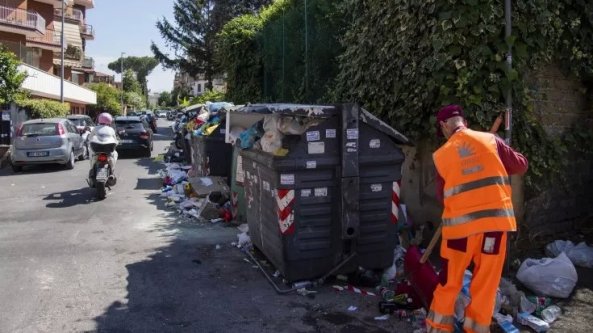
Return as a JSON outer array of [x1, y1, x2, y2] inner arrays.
[[53, 21, 82, 49]]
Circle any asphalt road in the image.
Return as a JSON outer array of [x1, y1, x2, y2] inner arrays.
[[0, 119, 413, 333]]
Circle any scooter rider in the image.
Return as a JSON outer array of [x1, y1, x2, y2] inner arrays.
[[88, 112, 119, 178]]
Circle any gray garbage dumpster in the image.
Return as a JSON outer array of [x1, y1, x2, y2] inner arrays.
[[239, 104, 410, 282]]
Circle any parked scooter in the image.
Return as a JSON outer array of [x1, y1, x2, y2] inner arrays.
[[87, 113, 118, 200]]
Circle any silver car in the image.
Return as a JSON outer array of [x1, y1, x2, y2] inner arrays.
[[11, 118, 85, 172]]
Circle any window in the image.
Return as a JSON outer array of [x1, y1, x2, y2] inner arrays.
[[72, 72, 80, 84], [197, 83, 201, 93]]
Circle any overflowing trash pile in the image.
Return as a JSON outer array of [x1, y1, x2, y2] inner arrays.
[[186, 102, 234, 138], [158, 160, 234, 224], [231, 114, 323, 156]]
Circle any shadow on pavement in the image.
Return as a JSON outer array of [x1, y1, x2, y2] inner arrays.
[[0, 163, 76, 177], [43, 187, 95, 208]]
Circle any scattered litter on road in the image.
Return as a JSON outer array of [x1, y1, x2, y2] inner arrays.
[[347, 306, 358, 312], [336, 274, 348, 282], [374, 314, 390, 321], [215, 244, 221, 250], [272, 270, 281, 278], [297, 288, 317, 297], [332, 285, 377, 297]]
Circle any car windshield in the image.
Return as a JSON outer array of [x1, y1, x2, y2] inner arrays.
[[21, 123, 57, 136], [115, 120, 143, 129]]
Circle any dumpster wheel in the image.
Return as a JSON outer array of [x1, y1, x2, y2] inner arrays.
[[244, 249, 357, 295]]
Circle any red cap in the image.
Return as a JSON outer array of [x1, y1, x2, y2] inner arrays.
[[436, 104, 464, 137]]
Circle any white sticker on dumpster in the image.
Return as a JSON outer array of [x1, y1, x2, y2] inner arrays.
[[371, 184, 383, 192], [306, 160, 317, 169], [347, 128, 359, 140], [326, 129, 337, 138], [306, 131, 320, 142], [263, 181, 270, 191], [370, 139, 381, 149], [235, 155, 245, 183], [308, 142, 325, 154], [280, 174, 295, 185], [314, 187, 328, 197], [301, 189, 312, 197]]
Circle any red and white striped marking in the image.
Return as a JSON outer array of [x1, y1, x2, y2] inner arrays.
[[332, 285, 377, 297], [391, 180, 401, 225], [276, 189, 295, 235]]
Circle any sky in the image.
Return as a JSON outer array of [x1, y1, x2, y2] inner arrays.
[[85, 0, 177, 94]]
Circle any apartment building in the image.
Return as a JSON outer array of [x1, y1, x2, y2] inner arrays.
[[173, 71, 227, 97], [0, 0, 97, 114]]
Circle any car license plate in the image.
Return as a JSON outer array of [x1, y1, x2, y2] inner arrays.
[[122, 139, 134, 143], [96, 168, 109, 181], [27, 151, 49, 157]]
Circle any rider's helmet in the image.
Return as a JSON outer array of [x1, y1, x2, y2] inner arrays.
[[97, 112, 113, 125]]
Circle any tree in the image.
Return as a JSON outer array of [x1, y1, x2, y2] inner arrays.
[[107, 56, 158, 96], [0, 46, 26, 105], [158, 91, 173, 106], [151, 0, 271, 90], [16, 99, 70, 119], [124, 91, 146, 111], [87, 83, 122, 115], [122, 69, 142, 94]]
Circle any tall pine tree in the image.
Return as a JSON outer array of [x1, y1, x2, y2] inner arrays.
[[151, 0, 271, 91]]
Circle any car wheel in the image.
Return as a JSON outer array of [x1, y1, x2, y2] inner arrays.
[[11, 164, 22, 173], [144, 146, 151, 157], [65, 151, 75, 170]]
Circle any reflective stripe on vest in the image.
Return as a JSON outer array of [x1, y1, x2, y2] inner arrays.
[[442, 208, 514, 226], [463, 317, 490, 333], [443, 176, 510, 199]]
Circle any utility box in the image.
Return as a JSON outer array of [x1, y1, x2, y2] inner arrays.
[[238, 104, 410, 282]]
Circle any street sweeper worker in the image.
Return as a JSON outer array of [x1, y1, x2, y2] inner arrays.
[[426, 104, 528, 333]]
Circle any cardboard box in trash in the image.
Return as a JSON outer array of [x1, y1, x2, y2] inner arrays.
[[188, 176, 230, 197]]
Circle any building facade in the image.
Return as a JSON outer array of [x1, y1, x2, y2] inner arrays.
[[173, 71, 226, 98], [0, 0, 97, 114]]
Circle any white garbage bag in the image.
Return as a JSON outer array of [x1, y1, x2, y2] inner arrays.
[[546, 240, 593, 268], [516, 252, 578, 298]]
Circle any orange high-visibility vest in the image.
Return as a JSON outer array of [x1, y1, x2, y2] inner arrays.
[[433, 129, 516, 240]]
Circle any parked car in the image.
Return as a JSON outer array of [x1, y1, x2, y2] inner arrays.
[[141, 112, 158, 133], [67, 115, 96, 159], [67, 114, 95, 132], [114, 116, 153, 157], [156, 110, 167, 118], [11, 118, 85, 172]]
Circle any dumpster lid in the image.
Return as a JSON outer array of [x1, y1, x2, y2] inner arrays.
[[234, 103, 338, 118], [232, 103, 412, 145], [360, 108, 411, 145]]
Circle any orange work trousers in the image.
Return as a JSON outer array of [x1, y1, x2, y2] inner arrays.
[[426, 231, 507, 333]]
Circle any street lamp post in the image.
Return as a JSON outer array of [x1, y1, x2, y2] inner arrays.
[[120, 52, 125, 115], [60, 0, 65, 104]]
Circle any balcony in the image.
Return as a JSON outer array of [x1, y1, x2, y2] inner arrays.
[[81, 24, 94, 39], [26, 28, 62, 52], [0, 5, 45, 36], [19, 63, 97, 105], [82, 56, 94, 69], [74, 0, 95, 9], [54, 8, 83, 23]]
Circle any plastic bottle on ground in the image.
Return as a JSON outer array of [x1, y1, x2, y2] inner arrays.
[[541, 305, 561, 323]]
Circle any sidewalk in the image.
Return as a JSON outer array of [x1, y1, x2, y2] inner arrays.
[[0, 145, 10, 169]]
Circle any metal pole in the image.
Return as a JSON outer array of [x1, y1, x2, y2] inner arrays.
[[505, 0, 512, 145], [120, 52, 125, 115], [304, 0, 308, 102], [60, 0, 65, 104], [504, 0, 513, 275]]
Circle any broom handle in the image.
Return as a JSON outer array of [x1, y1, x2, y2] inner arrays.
[[420, 224, 442, 264]]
